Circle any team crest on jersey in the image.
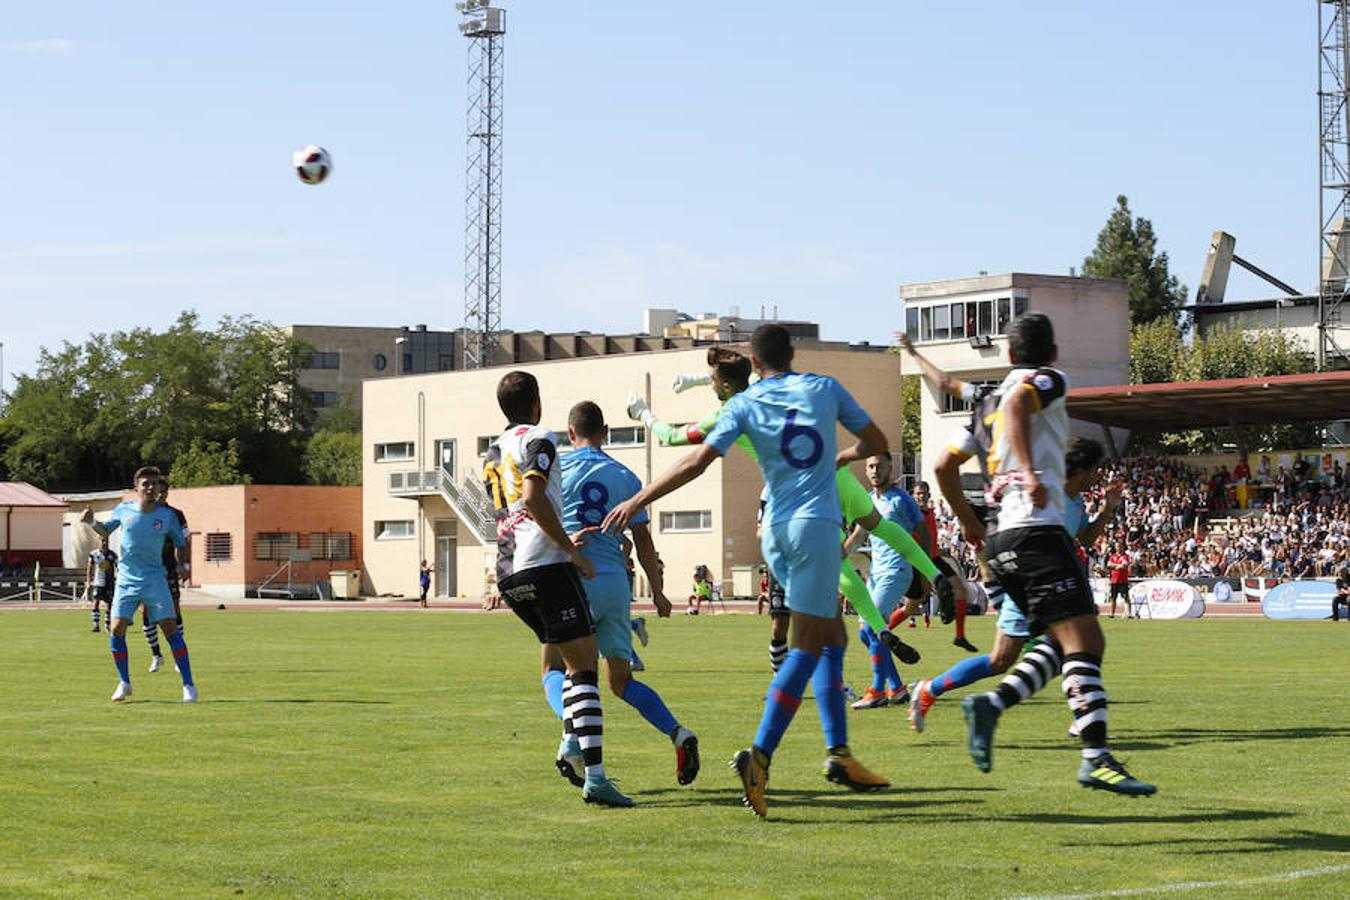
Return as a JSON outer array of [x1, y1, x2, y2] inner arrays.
[[152, 519, 164, 531], [1032, 373, 1054, 391], [538, 453, 552, 471]]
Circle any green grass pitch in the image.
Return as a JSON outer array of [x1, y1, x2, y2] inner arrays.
[[3, 610, 1347, 898]]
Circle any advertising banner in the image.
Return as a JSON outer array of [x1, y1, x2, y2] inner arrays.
[[1262, 580, 1337, 620], [1129, 580, 1204, 619]]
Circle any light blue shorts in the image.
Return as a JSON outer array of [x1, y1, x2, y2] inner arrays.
[[763, 517, 842, 620], [585, 572, 634, 660], [112, 580, 175, 624], [868, 568, 914, 619], [994, 588, 1031, 639]]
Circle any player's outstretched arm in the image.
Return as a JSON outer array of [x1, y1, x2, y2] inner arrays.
[[603, 444, 721, 535], [630, 521, 671, 617], [897, 333, 971, 400], [837, 421, 889, 468], [522, 476, 595, 580]]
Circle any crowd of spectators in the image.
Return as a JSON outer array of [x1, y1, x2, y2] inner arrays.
[[930, 452, 1350, 583]]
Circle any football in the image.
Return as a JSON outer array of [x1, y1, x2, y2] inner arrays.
[[292, 145, 332, 185]]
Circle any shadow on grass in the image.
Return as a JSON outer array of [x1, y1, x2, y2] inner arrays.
[[1001, 725, 1350, 755], [998, 808, 1291, 827], [632, 785, 995, 815], [1067, 828, 1350, 854], [131, 698, 393, 705]]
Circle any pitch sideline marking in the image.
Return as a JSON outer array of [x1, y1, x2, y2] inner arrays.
[[1011, 863, 1350, 900]]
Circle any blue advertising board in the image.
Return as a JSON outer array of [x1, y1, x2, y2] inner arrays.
[[1262, 580, 1337, 620]]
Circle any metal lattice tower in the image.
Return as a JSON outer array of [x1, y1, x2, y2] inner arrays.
[[1318, 1, 1350, 371], [458, 2, 505, 370]]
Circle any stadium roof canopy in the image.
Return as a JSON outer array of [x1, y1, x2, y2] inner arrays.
[[1067, 371, 1350, 430]]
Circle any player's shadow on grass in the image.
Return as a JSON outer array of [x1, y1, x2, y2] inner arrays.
[[632, 786, 993, 815], [1065, 828, 1350, 855], [1002, 808, 1291, 827], [1126, 725, 1350, 747]]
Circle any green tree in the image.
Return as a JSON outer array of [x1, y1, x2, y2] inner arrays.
[[303, 429, 363, 486], [170, 438, 250, 487], [900, 374, 922, 460], [1083, 195, 1188, 327], [1129, 319, 1185, 385]]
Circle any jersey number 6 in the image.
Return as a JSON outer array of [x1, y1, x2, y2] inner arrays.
[[780, 409, 824, 470]]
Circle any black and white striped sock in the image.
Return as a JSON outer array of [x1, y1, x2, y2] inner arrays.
[[91, 607, 101, 629], [1062, 652, 1108, 758], [769, 639, 788, 673], [143, 621, 162, 658], [989, 640, 1062, 711], [563, 670, 605, 780]]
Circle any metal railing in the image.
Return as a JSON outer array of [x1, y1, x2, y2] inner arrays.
[[388, 468, 497, 545]]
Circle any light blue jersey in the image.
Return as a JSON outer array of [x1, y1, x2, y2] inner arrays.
[[1064, 494, 1088, 541], [102, 501, 186, 593], [868, 486, 924, 580], [560, 446, 648, 579], [706, 372, 870, 524]]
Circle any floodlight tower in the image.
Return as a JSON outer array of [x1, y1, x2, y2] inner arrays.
[[457, 0, 505, 370], [1318, 1, 1350, 371]]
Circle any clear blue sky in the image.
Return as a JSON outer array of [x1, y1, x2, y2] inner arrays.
[[0, 2, 1313, 382]]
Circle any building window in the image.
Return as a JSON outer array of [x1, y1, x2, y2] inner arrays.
[[932, 304, 951, 341], [254, 532, 300, 560], [943, 380, 1000, 414], [477, 435, 497, 457], [309, 390, 339, 408], [309, 531, 353, 560], [1014, 296, 1028, 318], [919, 306, 933, 342], [375, 520, 414, 541], [976, 300, 993, 336], [950, 302, 965, 339], [374, 441, 415, 463], [659, 510, 712, 533], [607, 426, 646, 448], [905, 308, 919, 341], [301, 351, 340, 370], [373, 352, 388, 372], [204, 532, 232, 562], [996, 297, 1012, 334]]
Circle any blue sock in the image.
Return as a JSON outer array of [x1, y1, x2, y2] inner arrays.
[[630, 649, 643, 669], [880, 647, 904, 693], [110, 634, 130, 683], [929, 655, 994, 698], [858, 625, 887, 692], [621, 678, 679, 736], [753, 647, 817, 756], [542, 669, 565, 719], [166, 631, 194, 687], [814, 645, 848, 750]]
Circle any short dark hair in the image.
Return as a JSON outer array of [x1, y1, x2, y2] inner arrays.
[[750, 324, 793, 370], [1006, 312, 1056, 367], [1065, 436, 1105, 477], [133, 466, 162, 486], [496, 371, 539, 423], [568, 400, 605, 439], [706, 346, 752, 388]]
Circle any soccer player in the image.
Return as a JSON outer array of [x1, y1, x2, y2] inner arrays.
[[908, 437, 1122, 733], [605, 324, 893, 818], [483, 371, 632, 808], [85, 534, 117, 632], [934, 313, 1154, 795], [631, 346, 939, 671], [843, 454, 925, 709], [556, 400, 699, 786], [143, 478, 189, 673], [81, 466, 197, 703]]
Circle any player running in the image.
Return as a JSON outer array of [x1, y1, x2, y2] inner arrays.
[[606, 325, 896, 818], [484, 372, 633, 808], [909, 437, 1122, 733], [555, 400, 700, 787], [86, 534, 117, 632], [931, 313, 1154, 795], [81, 466, 197, 703]]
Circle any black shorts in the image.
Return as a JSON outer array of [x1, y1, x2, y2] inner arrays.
[[905, 570, 930, 600], [1109, 581, 1130, 600], [499, 562, 595, 645], [93, 584, 113, 602], [767, 576, 788, 618], [984, 525, 1096, 636]]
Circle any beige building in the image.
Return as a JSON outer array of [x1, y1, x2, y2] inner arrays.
[[361, 345, 903, 601], [899, 273, 1130, 477]]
